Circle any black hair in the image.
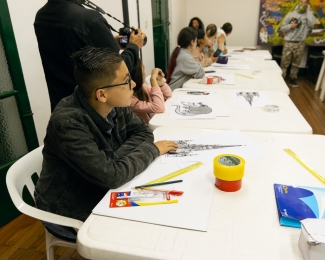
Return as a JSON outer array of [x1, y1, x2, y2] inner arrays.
[[71, 46, 123, 100], [206, 24, 217, 37], [130, 59, 149, 102], [188, 17, 205, 30], [166, 27, 198, 84], [222, 22, 233, 34], [196, 29, 205, 47]]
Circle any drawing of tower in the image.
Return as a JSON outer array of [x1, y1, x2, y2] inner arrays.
[[166, 140, 245, 157], [237, 92, 259, 106]]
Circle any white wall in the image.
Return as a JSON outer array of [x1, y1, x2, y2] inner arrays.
[[169, 0, 188, 53], [185, 0, 270, 50]]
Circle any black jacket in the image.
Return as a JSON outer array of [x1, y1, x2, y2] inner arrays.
[[34, 0, 139, 111], [34, 87, 159, 221]]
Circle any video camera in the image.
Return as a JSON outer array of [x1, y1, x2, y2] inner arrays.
[[81, 0, 147, 48]]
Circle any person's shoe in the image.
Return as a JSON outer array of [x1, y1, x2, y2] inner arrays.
[[289, 78, 298, 87]]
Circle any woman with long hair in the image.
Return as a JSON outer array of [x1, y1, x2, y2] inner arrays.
[[188, 17, 205, 30], [130, 60, 172, 123], [166, 27, 205, 90], [192, 29, 218, 67]]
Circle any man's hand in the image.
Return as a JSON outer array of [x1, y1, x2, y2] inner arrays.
[[129, 28, 146, 49], [154, 140, 178, 155], [223, 48, 228, 54], [291, 22, 298, 29]]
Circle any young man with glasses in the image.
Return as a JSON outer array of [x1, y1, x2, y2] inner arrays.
[[34, 46, 178, 222]]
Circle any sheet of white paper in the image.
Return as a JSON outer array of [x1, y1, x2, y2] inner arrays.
[[231, 91, 272, 107], [92, 162, 215, 231], [210, 63, 250, 70], [170, 97, 216, 119], [159, 129, 267, 163], [228, 57, 253, 61], [173, 95, 230, 117], [202, 73, 235, 85]]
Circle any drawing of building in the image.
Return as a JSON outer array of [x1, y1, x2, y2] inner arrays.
[[166, 140, 244, 157]]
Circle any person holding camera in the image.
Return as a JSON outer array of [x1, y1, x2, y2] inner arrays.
[[279, 0, 315, 87], [192, 29, 218, 67], [34, 0, 146, 111]]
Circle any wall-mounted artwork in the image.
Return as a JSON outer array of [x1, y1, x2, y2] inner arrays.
[[257, 0, 325, 46]]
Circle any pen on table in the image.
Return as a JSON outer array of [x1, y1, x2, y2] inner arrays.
[[235, 73, 253, 79], [134, 180, 183, 189], [177, 90, 216, 93]]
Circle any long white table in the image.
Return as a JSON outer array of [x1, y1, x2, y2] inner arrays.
[[210, 59, 281, 74], [77, 127, 325, 260], [226, 46, 272, 60], [148, 89, 312, 134], [183, 71, 289, 94]]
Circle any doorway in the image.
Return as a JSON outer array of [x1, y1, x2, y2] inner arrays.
[[151, 0, 170, 74]]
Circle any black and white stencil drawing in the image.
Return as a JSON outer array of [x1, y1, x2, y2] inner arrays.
[[231, 91, 271, 108], [166, 140, 244, 157], [160, 129, 268, 163], [237, 92, 259, 106], [173, 102, 212, 116]]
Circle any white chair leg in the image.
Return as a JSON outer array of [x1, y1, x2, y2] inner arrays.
[[316, 57, 325, 91], [45, 229, 55, 260]]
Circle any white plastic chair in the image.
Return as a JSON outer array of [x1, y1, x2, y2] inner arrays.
[[6, 145, 83, 260]]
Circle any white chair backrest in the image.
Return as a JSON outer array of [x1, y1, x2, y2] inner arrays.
[[6, 145, 83, 229], [8, 146, 43, 205]]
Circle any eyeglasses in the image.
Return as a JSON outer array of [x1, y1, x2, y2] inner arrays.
[[97, 73, 132, 90]]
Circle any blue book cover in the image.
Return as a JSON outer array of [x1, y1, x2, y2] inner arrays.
[[273, 184, 325, 228]]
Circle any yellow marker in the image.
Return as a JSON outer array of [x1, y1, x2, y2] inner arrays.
[[235, 73, 253, 79], [284, 149, 325, 185], [135, 200, 178, 206], [145, 162, 203, 184]]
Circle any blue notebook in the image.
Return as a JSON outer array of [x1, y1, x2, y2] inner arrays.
[[273, 184, 325, 228]]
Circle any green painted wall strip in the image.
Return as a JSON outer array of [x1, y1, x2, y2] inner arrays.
[[0, 90, 18, 99], [0, 0, 39, 150]]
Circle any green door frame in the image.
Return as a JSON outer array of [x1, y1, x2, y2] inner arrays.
[[0, 0, 39, 226]]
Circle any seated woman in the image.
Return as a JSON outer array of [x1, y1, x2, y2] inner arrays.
[[217, 22, 233, 54], [191, 29, 218, 67], [166, 27, 205, 91], [188, 17, 205, 30], [130, 60, 172, 124], [204, 23, 219, 57]]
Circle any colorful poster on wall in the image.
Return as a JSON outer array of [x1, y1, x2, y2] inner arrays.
[[257, 0, 325, 46]]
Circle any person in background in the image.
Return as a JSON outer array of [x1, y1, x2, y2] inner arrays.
[[192, 29, 218, 67], [279, 0, 315, 87], [130, 60, 172, 123], [188, 17, 205, 30], [217, 22, 233, 54], [35, 46, 178, 223], [166, 27, 205, 91], [34, 0, 146, 111]]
